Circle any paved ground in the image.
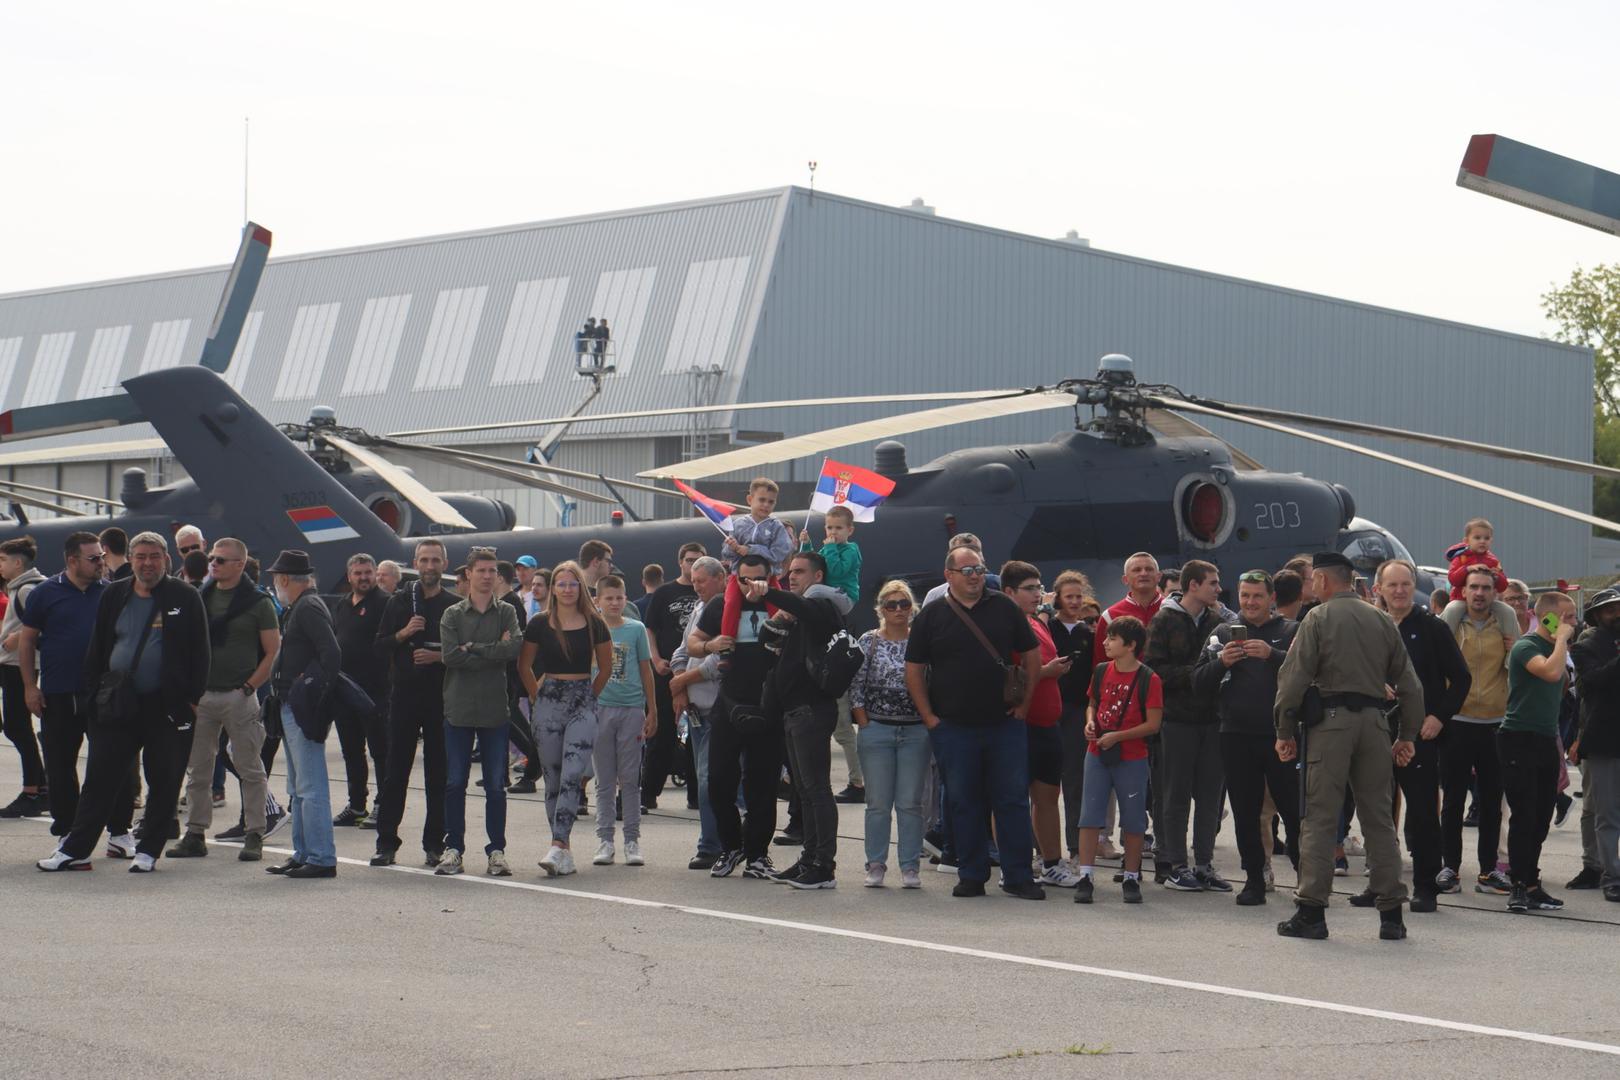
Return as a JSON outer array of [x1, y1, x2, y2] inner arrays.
[[3, 742, 1618, 1079]]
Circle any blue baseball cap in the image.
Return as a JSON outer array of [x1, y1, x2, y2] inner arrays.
[[516, 555, 539, 568]]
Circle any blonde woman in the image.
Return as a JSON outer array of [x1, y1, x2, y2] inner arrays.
[[851, 580, 929, 888], [519, 561, 611, 876]]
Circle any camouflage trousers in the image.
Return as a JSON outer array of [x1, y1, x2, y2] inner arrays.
[[534, 679, 599, 843]]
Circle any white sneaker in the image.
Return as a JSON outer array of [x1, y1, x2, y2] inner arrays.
[[1096, 838, 1122, 860], [593, 840, 615, 866], [105, 833, 137, 859], [130, 853, 156, 873], [36, 850, 91, 872], [1041, 863, 1084, 888], [864, 862, 886, 887], [435, 849, 464, 875], [1345, 835, 1365, 857], [539, 845, 566, 877], [556, 848, 577, 876], [624, 840, 644, 866], [487, 850, 512, 877], [900, 867, 922, 889]]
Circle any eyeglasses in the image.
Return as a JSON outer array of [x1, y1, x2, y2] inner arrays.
[[208, 555, 242, 565], [1239, 571, 1271, 584], [1014, 583, 1045, 593], [947, 565, 988, 577], [881, 599, 913, 611], [179, 545, 202, 555]]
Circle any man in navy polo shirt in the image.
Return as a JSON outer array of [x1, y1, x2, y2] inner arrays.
[[17, 532, 121, 846]]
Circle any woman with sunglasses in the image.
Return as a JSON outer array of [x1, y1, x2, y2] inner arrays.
[[851, 580, 930, 888], [519, 561, 611, 876]]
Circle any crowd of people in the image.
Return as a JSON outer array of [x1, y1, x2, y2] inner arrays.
[[4, 503, 1617, 941]]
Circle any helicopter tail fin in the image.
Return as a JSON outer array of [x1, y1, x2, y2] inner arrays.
[[121, 365, 400, 559]]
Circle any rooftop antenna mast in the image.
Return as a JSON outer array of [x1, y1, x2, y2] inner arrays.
[[807, 160, 817, 197]]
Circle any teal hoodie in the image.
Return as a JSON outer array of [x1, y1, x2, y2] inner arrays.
[[800, 538, 861, 604]]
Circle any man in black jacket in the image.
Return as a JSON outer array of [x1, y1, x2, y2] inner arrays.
[[1570, 588, 1620, 902], [38, 531, 209, 873], [1351, 559, 1471, 912], [330, 553, 390, 826], [1194, 569, 1297, 905], [749, 550, 844, 889]]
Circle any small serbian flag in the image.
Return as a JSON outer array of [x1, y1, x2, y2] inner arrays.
[[672, 479, 736, 534], [286, 505, 360, 543], [810, 458, 895, 522]]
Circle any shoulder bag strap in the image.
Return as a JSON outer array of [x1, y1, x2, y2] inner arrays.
[[946, 596, 1008, 670], [125, 590, 159, 675]]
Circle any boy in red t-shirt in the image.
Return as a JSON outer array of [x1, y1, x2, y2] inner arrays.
[[1075, 615, 1162, 905]]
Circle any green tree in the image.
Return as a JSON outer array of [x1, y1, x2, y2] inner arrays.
[[1542, 264, 1620, 532]]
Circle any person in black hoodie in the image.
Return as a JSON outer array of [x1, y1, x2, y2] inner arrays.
[[1047, 571, 1098, 862], [1570, 588, 1620, 902], [1144, 559, 1231, 891], [1194, 569, 1298, 905], [37, 531, 208, 873], [1348, 558, 1471, 912], [329, 553, 390, 825]]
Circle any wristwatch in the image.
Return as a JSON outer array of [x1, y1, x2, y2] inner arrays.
[[239, 683, 255, 697]]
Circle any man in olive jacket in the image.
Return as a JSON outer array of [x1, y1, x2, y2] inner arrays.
[[438, 548, 523, 877]]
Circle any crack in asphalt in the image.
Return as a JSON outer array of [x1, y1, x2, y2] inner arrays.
[[602, 928, 657, 994]]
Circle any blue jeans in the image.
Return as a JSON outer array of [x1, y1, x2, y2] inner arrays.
[[857, 721, 931, 870], [689, 705, 720, 857], [281, 704, 335, 868], [445, 722, 508, 856], [931, 716, 1034, 886]]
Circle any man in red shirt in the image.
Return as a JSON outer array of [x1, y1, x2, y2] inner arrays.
[[1002, 561, 1081, 888]]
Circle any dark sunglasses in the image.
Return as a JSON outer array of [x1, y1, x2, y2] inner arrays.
[[179, 545, 203, 555], [208, 555, 241, 565], [948, 565, 988, 577], [881, 598, 913, 611], [76, 552, 105, 563]]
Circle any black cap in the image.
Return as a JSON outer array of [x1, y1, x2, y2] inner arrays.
[[266, 549, 314, 575], [1311, 551, 1355, 572]]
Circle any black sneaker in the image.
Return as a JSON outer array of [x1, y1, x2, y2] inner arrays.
[[1526, 886, 1564, 911], [1507, 884, 1530, 913], [1348, 888, 1377, 908], [1567, 866, 1602, 890], [787, 863, 836, 890], [1604, 885, 1620, 903], [0, 791, 47, 818], [357, 817, 378, 830], [772, 830, 804, 847], [687, 852, 719, 871], [833, 784, 865, 804], [1072, 875, 1095, 904], [1000, 881, 1046, 901], [710, 849, 745, 878], [1554, 792, 1573, 828], [1277, 904, 1329, 939], [509, 778, 538, 795], [1409, 892, 1438, 913], [767, 859, 805, 884], [332, 806, 369, 827], [1194, 866, 1232, 893], [1379, 908, 1407, 941], [368, 850, 396, 867], [1163, 867, 1203, 891], [742, 855, 776, 880], [1121, 877, 1143, 904], [952, 879, 986, 898], [214, 822, 247, 841], [1462, 803, 1479, 828]]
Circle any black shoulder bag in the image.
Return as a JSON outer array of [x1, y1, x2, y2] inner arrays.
[[93, 597, 158, 724]]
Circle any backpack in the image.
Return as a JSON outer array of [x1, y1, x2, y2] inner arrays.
[[808, 628, 866, 697]]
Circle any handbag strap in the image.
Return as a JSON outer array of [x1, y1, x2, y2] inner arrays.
[[120, 588, 160, 677], [946, 596, 1008, 670]]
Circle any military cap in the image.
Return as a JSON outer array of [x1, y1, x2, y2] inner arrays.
[[1311, 551, 1355, 572]]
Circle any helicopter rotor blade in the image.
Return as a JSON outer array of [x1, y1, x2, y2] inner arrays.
[[319, 435, 478, 529], [373, 439, 684, 503], [1171, 395, 1620, 480], [1153, 396, 1620, 535], [384, 390, 1026, 441], [373, 441, 617, 504], [1143, 409, 1263, 470], [0, 477, 122, 509], [0, 483, 91, 517], [640, 390, 1077, 480]]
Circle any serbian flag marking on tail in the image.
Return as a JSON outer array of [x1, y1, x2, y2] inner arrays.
[[810, 458, 895, 522], [286, 505, 361, 543], [672, 479, 736, 534]]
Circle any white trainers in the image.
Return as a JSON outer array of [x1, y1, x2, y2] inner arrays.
[[1041, 863, 1084, 888], [435, 849, 464, 875], [487, 850, 512, 877], [864, 862, 886, 887], [593, 840, 615, 866], [539, 845, 567, 877], [1345, 835, 1366, 857], [624, 840, 644, 866], [900, 867, 922, 889], [105, 833, 137, 859], [557, 848, 578, 876], [130, 853, 156, 874], [1096, 838, 1122, 861], [36, 850, 91, 872]]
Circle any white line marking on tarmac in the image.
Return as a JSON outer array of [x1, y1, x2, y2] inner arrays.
[[248, 842, 1620, 1058]]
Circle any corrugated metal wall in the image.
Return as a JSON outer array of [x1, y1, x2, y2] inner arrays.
[[738, 191, 1593, 581]]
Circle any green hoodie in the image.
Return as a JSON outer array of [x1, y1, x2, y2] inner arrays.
[[800, 538, 862, 604], [440, 596, 522, 727]]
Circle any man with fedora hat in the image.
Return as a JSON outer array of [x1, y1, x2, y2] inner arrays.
[[1273, 550, 1424, 940], [263, 549, 342, 880]]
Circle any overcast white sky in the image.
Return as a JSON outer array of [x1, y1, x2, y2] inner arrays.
[[3, 2, 1616, 339]]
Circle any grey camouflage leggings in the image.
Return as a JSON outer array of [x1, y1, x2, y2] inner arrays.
[[534, 679, 598, 843]]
